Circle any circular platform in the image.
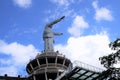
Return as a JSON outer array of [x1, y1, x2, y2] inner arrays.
[[26, 51, 72, 80]]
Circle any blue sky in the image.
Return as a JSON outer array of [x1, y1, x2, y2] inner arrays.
[[0, 0, 120, 76]]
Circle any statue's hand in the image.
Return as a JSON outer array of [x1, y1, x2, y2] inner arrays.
[[54, 32, 63, 35], [61, 16, 65, 19], [60, 33, 63, 35]]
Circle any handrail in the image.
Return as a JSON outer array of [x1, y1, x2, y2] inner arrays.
[[73, 60, 104, 73]]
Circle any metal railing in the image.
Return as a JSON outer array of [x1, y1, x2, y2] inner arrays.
[[73, 60, 104, 73]]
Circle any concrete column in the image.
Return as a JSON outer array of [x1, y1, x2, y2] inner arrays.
[[46, 57, 48, 66], [37, 59, 40, 67], [30, 63, 34, 70], [33, 75, 36, 80], [27, 68, 31, 73], [63, 58, 66, 66], [57, 71, 59, 77], [55, 56, 58, 66], [45, 68, 48, 80]]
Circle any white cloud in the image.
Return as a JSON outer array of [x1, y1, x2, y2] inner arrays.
[[92, 1, 113, 21], [55, 31, 111, 68], [68, 15, 89, 37], [13, 0, 32, 8], [45, 0, 76, 22], [50, 0, 74, 6], [50, 0, 69, 6], [95, 8, 113, 21], [92, 0, 98, 9], [0, 40, 38, 75]]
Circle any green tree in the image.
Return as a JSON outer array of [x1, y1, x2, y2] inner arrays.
[[99, 38, 120, 80]]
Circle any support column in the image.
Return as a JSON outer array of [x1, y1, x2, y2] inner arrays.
[[57, 70, 59, 78], [45, 68, 48, 80], [55, 56, 58, 66], [46, 57, 48, 66], [37, 59, 40, 67], [27, 68, 31, 73], [63, 58, 66, 66], [30, 63, 34, 70], [33, 75, 36, 80]]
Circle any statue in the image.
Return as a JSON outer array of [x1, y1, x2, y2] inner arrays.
[[43, 16, 65, 52]]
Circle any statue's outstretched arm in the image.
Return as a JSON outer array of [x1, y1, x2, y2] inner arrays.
[[54, 32, 63, 36], [47, 16, 65, 28]]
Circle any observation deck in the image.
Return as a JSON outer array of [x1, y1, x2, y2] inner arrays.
[[26, 51, 72, 80]]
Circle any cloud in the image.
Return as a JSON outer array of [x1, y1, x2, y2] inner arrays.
[[92, 1, 113, 21], [50, 0, 69, 6], [0, 40, 38, 76], [45, 0, 76, 22], [13, 0, 32, 8], [55, 31, 111, 68], [68, 15, 89, 37]]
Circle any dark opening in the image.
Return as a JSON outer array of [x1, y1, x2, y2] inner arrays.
[[31, 60, 38, 68], [65, 60, 70, 67], [47, 72, 57, 79], [47, 57, 55, 63], [57, 58, 64, 64], [27, 65, 32, 72], [39, 58, 46, 65], [36, 74, 45, 80]]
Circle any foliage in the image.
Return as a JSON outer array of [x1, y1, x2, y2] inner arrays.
[[99, 38, 120, 79]]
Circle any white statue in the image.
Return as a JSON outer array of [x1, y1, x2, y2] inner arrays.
[[43, 16, 65, 52]]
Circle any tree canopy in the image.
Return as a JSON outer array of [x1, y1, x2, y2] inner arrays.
[[99, 38, 120, 79]]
